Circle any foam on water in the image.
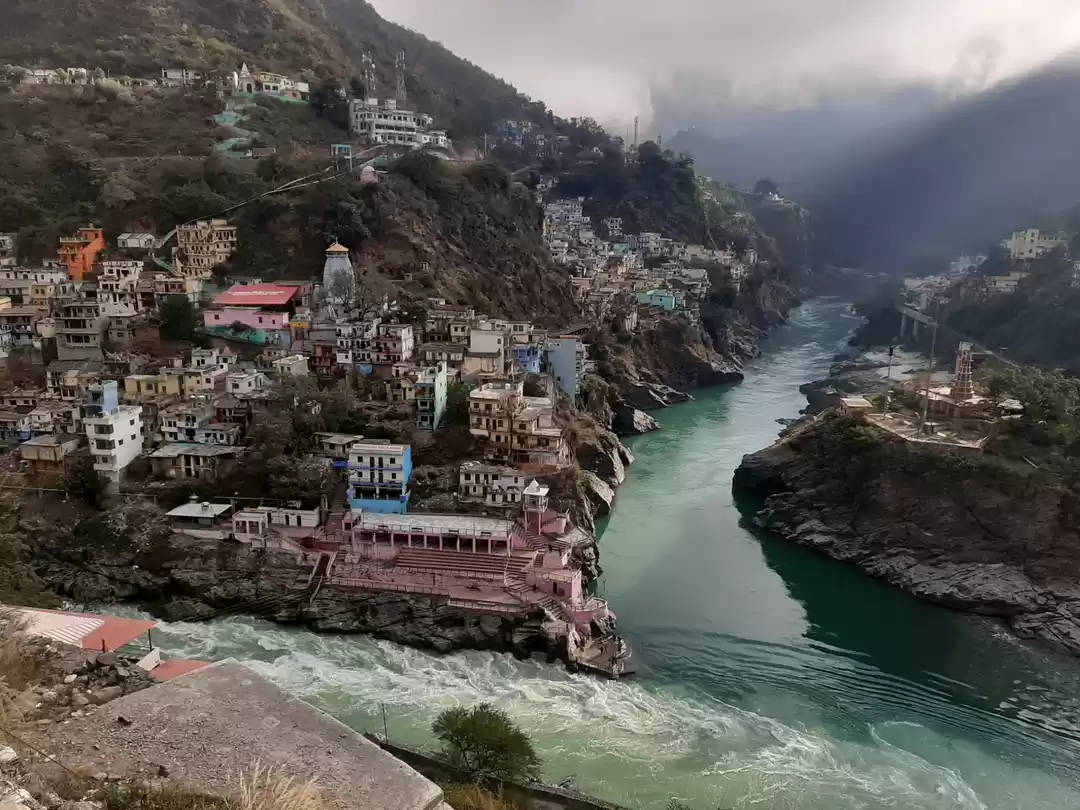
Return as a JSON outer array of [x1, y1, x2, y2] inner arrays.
[[117, 613, 1079, 810]]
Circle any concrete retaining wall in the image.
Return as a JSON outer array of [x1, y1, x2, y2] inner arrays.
[[366, 735, 631, 810]]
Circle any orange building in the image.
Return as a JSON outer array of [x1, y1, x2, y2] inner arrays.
[[58, 226, 105, 281]]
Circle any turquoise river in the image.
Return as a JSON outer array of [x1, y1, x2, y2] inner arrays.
[[126, 299, 1080, 809]]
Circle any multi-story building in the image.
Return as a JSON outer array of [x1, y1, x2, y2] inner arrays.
[[0, 279, 31, 305], [19, 433, 83, 475], [159, 399, 217, 444], [224, 369, 271, 397], [342, 440, 413, 514], [160, 68, 203, 86], [149, 443, 240, 480], [56, 297, 107, 361], [424, 304, 475, 342], [1006, 229, 1065, 261], [414, 361, 447, 430], [0, 265, 68, 284], [0, 233, 16, 267], [98, 261, 143, 317], [46, 360, 102, 402], [80, 381, 143, 492], [175, 220, 237, 278], [232, 64, 310, 102], [203, 283, 300, 346], [548, 336, 587, 399], [349, 98, 450, 149], [458, 461, 525, 506], [418, 343, 466, 378], [468, 382, 567, 470], [512, 344, 542, 375], [463, 327, 507, 379], [58, 226, 105, 282], [336, 316, 381, 373], [373, 323, 415, 367]]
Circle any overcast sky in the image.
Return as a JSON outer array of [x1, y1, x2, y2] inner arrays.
[[368, 0, 1080, 128]]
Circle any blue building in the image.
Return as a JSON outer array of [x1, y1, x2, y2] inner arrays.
[[512, 344, 542, 375], [340, 440, 413, 514], [547, 337, 586, 399]]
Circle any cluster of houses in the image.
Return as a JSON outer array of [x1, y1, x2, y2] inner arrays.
[[1, 61, 312, 104], [0, 222, 235, 366], [542, 198, 756, 326]]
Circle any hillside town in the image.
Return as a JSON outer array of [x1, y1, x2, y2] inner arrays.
[[543, 196, 757, 327], [0, 216, 638, 677]]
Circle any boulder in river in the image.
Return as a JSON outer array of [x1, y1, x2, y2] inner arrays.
[[579, 471, 616, 517], [613, 407, 662, 435]]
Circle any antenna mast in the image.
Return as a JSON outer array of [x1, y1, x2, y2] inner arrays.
[[395, 50, 407, 108], [362, 52, 376, 99]]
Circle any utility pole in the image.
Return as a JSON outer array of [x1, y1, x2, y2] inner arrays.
[[918, 298, 942, 435], [882, 344, 894, 415]]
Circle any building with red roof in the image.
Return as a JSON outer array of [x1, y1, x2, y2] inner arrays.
[[204, 284, 301, 347]]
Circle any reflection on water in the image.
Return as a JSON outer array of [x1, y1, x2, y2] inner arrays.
[[99, 301, 1080, 809]]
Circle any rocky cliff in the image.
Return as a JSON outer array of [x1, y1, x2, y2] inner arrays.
[[734, 413, 1080, 655], [33, 534, 558, 660]]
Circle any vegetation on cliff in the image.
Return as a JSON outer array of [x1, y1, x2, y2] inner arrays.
[[736, 410, 1080, 654], [2, 0, 549, 142], [942, 249, 1080, 369]]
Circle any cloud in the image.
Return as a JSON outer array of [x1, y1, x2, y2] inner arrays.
[[368, 0, 1080, 125]]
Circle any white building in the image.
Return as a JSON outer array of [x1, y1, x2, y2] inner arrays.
[[414, 361, 447, 430], [458, 461, 525, 506], [80, 381, 143, 492], [273, 354, 309, 378], [374, 323, 415, 365], [1006, 229, 1065, 261], [225, 370, 271, 396], [118, 233, 157, 251], [161, 68, 203, 86], [232, 64, 310, 100], [336, 317, 381, 367], [348, 98, 451, 149]]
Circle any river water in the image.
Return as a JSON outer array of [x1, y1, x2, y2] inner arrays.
[[127, 300, 1080, 809]]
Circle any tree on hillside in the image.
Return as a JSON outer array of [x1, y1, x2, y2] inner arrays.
[[309, 80, 349, 130], [159, 294, 198, 341], [432, 703, 541, 782], [753, 178, 779, 196], [63, 455, 107, 509]]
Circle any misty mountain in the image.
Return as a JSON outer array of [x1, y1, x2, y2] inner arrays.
[[666, 59, 1080, 273], [662, 85, 946, 192]]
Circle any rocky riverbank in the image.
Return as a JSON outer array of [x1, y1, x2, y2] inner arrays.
[[32, 535, 578, 663], [733, 412, 1080, 655]]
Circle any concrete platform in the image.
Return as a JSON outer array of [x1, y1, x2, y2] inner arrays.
[[48, 661, 447, 810]]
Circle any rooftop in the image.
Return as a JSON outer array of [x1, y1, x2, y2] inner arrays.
[[353, 512, 514, 536], [213, 283, 299, 308], [19, 433, 80, 447], [167, 501, 234, 519], [150, 443, 241, 459], [47, 662, 447, 810]]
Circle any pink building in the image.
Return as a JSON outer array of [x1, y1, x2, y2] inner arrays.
[[338, 480, 606, 628], [204, 308, 289, 330]]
